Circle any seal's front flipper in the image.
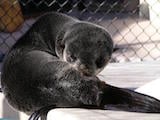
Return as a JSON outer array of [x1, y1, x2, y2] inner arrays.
[[29, 105, 56, 120], [101, 84, 160, 113]]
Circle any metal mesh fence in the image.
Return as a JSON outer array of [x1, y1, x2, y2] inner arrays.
[[0, 0, 160, 63]]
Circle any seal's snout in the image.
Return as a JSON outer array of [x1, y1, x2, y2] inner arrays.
[[78, 64, 95, 76]]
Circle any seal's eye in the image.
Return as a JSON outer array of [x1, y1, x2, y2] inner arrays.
[[67, 54, 77, 63]]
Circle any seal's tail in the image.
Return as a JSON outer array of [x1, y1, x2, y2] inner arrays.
[[101, 84, 160, 113]]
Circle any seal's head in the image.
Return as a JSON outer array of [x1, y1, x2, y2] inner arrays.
[[56, 22, 113, 76]]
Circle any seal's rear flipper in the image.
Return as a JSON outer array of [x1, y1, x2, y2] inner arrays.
[[101, 84, 160, 113]]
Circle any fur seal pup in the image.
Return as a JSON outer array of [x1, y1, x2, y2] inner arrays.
[[1, 12, 160, 116]]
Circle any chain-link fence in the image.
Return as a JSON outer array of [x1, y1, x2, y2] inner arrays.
[[0, 0, 160, 63]]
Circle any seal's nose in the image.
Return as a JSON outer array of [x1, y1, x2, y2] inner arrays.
[[78, 64, 95, 76]]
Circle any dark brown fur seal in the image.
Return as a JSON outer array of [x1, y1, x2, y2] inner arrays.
[[1, 12, 160, 117]]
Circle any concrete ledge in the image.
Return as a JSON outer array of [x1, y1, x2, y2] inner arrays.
[[47, 108, 160, 120]]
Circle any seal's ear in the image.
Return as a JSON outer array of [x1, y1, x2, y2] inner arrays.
[[55, 30, 65, 58]]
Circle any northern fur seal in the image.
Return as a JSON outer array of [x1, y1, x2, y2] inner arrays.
[[1, 12, 160, 116]]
